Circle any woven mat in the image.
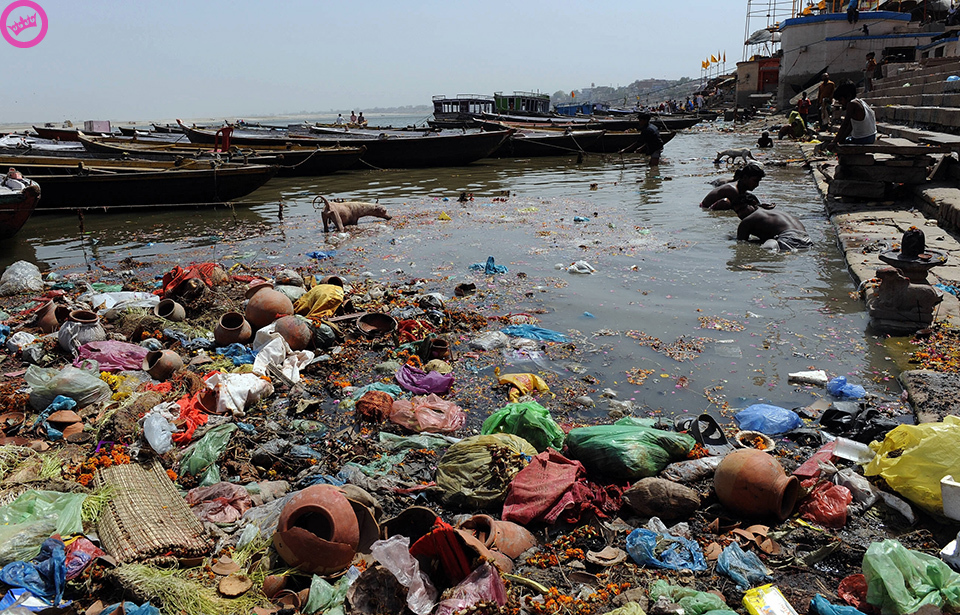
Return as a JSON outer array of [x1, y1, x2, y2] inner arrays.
[[95, 459, 210, 563]]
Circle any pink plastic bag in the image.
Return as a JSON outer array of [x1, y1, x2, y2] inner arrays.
[[185, 482, 253, 523], [434, 563, 507, 615], [395, 364, 454, 395], [74, 341, 148, 372], [390, 394, 466, 433], [799, 480, 853, 528]]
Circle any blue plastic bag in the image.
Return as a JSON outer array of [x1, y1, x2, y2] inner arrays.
[[469, 256, 508, 274], [810, 595, 866, 615], [625, 528, 707, 571], [735, 404, 803, 435], [826, 377, 866, 400], [717, 542, 771, 590], [101, 602, 161, 615], [500, 325, 568, 342], [0, 538, 66, 606]]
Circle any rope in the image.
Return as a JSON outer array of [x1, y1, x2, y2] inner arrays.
[[34, 201, 244, 213]]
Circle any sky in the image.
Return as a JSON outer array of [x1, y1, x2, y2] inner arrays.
[[2, 0, 749, 124]]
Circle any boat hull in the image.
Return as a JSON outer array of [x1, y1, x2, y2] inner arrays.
[[0, 181, 40, 239]]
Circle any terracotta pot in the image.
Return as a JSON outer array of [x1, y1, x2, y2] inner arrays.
[[154, 298, 186, 322], [356, 312, 397, 339], [273, 484, 360, 575], [35, 301, 59, 334], [142, 349, 183, 381], [320, 275, 344, 288], [382, 506, 441, 543], [68, 309, 99, 325], [58, 309, 106, 353], [0, 411, 25, 435], [214, 312, 252, 346], [458, 514, 537, 559], [274, 315, 313, 351], [714, 448, 799, 521], [273, 589, 301, 610], [245, 283, 294, 330], [197, 388, 219, 414], [261, 574, 287, 599]]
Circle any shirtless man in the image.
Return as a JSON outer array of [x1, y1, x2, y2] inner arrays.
[[735, 206, 812, 252], [817, 73, 835, 130], [700, 161, 771, 211]]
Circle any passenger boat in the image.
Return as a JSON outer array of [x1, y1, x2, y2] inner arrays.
[[76, 134, 365, 177], [180, 124, 512, 169], [32, 125, 81, 142], [0, 169, 40, 238], [0, 155, 276, 212], [492, 129, 605, 158]]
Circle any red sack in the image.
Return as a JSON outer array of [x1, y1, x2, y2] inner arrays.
[[502, 449, 622, 525], [172, 390, 210, 444], [159, 263, 222, 298], [799, 481, 853, 528]]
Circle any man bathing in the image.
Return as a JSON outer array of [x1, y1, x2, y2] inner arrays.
[[735, 206, 812, 252], [700, 161, 772, 211]]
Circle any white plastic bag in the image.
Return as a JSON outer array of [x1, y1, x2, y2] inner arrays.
[[142, 403, 178, 454], [370, 536, 437, 615], [469, 331, 509, 351], [0, 261, 43, 296], [205, 372, 274, 417]]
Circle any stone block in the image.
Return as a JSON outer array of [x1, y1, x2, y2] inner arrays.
[[838, 154, 874, 166], [835, 165, 929, 184], [829, 179, 886, 199]]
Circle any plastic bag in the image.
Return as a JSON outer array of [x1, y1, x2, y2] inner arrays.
[[0, 538, 66, 606], [24, 364, 112, 410], [862, 539, 960, 615], [648, 580, 737, 615], [434, 562, 507, 615], [436, 434, 537, 507], [304, 567, 358, 615], [500, 324, 568, 342], [0, 491, 85, 537], [565, 418, 696, 481], [834, 468, 877, 507], [185, 482, 253, 523], [481, 401, 565, 452], [143, 405, 177, 454], [64, 537, 105, 581], [390, 394, 466, 434], [0, 520, 56, 567], [75, 341, 148, 372], [625, 526, 707, 571], [99, 602, 160, 615], [493, 371, 551, 404], [395, 364, 453, 395], [469, 331, 509, 351], [0, 261, 43, 296], [735, 404, 803, 435], [205, 372, 274, 417], [810, 595, 868, 615], [826, 377, 866, 400], [863, 415, 960, 515], [799, 481, 853, 528], [379, 432, 458, 451], [717, 542, 771, 590], [370, 536, 437, 615], [179, 423, 237, 477], [660, 456, 723, 483]]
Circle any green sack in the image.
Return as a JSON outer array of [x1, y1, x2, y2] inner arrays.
[[565, 418, 695, 480], [649, 580, 737, 615], [481, 401, 565, 452], [435, 434, 537, 508], [863, 539, 960, 615], [179, 424, 237, 477]]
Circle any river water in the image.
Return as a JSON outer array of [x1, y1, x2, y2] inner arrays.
[[1, 118, 904, 419]]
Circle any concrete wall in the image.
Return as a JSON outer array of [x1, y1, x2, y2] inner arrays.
[[737, 58, 780, 107], [778, 12, 936, 104]]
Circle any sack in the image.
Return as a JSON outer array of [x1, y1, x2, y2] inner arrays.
[[565, 418, 695, 480], [863, 415, 960, 515], [25, 364, 112, 410], [862, 539, 960, 615], [735, 404, 803, 435], [481, 401, 565, 452], [436, 434, 537, 507], [0, 261, 43, 296]]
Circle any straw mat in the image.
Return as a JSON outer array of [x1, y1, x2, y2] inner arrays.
[[95, 458, 210, 563]]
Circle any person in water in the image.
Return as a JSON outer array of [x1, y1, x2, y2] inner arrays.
[[700, 161, 772, 211], [735, 205, 813, 252], [757, 131, 773, 148], [636, 112, 664, 166]]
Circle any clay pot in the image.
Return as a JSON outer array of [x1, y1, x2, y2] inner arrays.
[[0, 411, 25, 435], [458, 514, 537, 559], [356, 312, 397, 339], [320, 275, 344, 288], [273, 484, 360, 575], [274, 315, 313, 351], [245, 282, 294, 330], [214, 312, 252, 346], [273, 589, 301, 610], [35, 301, 59, 334], [261, 575, 287, 599], [58, 309, 106, 353], [714, 448, 799, 521], [197, 388, 219, 414], [142, 349, 183, 381], [154, 298, 186, 322]]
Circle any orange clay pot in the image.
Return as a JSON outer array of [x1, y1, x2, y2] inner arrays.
[[714, 448, 799, 521]]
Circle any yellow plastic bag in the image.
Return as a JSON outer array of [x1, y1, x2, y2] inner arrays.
[[294, 283, 344, 320], [495, 368, 550, 403], [864, 415, 960, 515]]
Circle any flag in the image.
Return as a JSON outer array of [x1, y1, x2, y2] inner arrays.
[[702, 60, 709, 69], [571, 91, 575, 98], [711, 54, 718, 63], [723, 51, 726, 63]]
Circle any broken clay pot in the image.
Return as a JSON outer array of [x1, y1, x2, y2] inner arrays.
[[273, 484, 360, 575]]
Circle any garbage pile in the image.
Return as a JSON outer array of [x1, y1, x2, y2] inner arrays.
[[0, 257, 959, 615]]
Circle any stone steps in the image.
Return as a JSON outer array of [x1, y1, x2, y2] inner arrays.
[[872, 105, 960, 128]]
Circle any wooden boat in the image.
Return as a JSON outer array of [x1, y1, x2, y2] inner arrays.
[[180, 124, 512, 169], [0, 170, 40, 238], [492, 129, 604, 158], [478, 113, 700, 132], [0, 155, 276, 212], [32, 125, 81, 142], [76, 134, 365, 177]]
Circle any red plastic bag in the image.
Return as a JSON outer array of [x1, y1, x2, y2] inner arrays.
[[799, 481, 853, 528], [838, 574, 872, 612], [185, 482, 253, 523], [158, 263, 222, 298], [390, 394, 465, 433], [74, 341, 148, 372]]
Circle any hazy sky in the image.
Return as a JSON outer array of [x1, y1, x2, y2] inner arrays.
[[3, 0, 748, 123]]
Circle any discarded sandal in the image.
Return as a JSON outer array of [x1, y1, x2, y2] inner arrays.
[[692, 413, 734, 456]]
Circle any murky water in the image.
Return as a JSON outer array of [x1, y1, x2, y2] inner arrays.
[[1, 122, 902, 417]]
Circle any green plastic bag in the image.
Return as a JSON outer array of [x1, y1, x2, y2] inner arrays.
[[179, 424, 237, 477], [0, 520, 56, 566], [601, 603, 647, 615], [565, 418, 695, 480], [863, 539, 960, 615], [0, 490, 86, 536], [864, 415, 960, 515], [481, 401, 565, 452], [303, 569, 358, 615], [436, 434, 537, 508], [649, 580, 737, 615]]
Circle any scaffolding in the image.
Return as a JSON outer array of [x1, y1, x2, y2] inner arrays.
[[742, 0, 798, 61]]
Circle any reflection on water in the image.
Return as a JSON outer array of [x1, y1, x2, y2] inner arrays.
[[0, 124, 900, 415]]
